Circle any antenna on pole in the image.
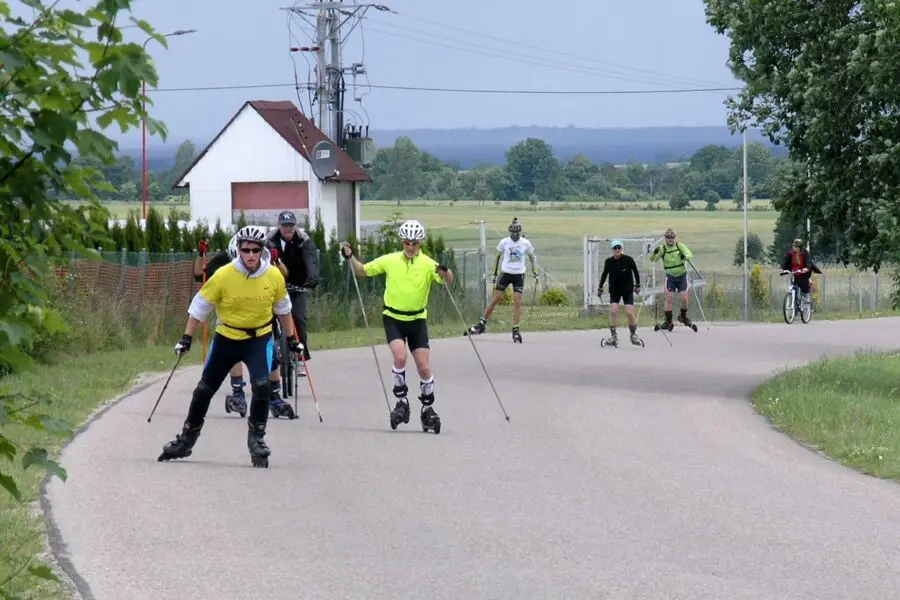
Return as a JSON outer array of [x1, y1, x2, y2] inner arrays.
[[282, 0, 389, 168]]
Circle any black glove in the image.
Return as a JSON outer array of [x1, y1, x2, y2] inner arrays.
[[174, 334, 192, 355], [339, 242, 353, 258], [436, 264, 449, 275], [287, 335, 304, 354]]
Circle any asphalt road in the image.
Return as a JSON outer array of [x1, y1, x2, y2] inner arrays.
[[44, 318, 900, 600]]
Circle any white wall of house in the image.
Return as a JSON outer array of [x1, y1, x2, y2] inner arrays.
[[179, 105, 325, 230]]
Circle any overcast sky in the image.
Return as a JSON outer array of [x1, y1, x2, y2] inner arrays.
[[115, 0, 739, 146]]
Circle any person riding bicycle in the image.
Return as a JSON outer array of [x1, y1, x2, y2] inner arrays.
[[159, 225, 301, 468], [267, 211, 320, 367], [467, 217, 538, 342], [340, 219, 454, 433], [780, 238, 822, 304], [649, 228, 695, 330]]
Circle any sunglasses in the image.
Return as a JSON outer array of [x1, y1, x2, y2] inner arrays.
[[402, 240, 420, 246], [240, 247, 262, 254], [613, 246, 622, 250]]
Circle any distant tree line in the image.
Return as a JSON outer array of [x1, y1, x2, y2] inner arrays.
[[359, 136, 786, 210]]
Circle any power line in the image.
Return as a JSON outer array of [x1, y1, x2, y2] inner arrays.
[[150, 81, 741, 95]]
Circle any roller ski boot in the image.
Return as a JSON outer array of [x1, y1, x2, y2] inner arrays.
[[389, 397, 411, 430], [630, 329, 645, 347], [224, 383, 247, 418], [158, 420, 203, 462], [247, 421, 271, 468], [600, 328, 619, 348], [653, 312, 675, 332], [269, 383, 296, 419], [512, 326, 522, 343], [465, 319, 486, 336], [678, 312, 699, 332], [418, 392, 441, 434]]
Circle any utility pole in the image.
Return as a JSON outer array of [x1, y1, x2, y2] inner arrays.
[[285, 1, 390, 148], [742, 128, 749, 321]]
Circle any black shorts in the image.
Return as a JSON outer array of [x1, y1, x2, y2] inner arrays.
[[665, 273, 688, 293], [609, 289, 634, 305], [496, 272, 525, 294], [383, 315, 430, 351]]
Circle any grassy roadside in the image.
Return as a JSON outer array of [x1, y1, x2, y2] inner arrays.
[[2, 306, 899, 598], [752, 349, 900, 481]]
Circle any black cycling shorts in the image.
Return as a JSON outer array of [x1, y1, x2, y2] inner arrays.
[[496, 272, 525, 294], [609, 289, 634, 305], [383, 315, 430, 351]]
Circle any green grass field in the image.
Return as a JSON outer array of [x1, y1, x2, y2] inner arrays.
[[753, 350, 900, 482], [360, 200, 780, 278]]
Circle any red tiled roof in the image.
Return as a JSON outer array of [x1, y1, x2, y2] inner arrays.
[[173, 99, 370, 189]]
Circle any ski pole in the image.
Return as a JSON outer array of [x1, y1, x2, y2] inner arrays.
[[299, 352, 323, 422], [686, 261, 711, 331], [440, 278, 511, 423], [527, 275, 539, 325], [147, 352, 183, 423], [342, 250, 393, 415]]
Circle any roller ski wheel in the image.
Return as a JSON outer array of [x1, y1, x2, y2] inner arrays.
[[269, 400, 297, 420], [389, 400, 410, 430], [421, 406, 441, 434], [225, 393, 247, 418], [512, 328, 522, 343], [600, 336, 618, 348], [630, 334, 645, 347]]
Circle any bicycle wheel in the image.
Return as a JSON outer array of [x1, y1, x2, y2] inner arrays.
[[783, 291, 796, 324], [799, 295, 812, 323], [279, 328, 294, 399]]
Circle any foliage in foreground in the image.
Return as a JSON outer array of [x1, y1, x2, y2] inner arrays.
[[753, 350, 900, 481], [0, 0, 163, 594], [704, 0, 900, 306]]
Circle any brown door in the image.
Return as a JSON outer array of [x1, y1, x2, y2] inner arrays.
[[231, 181, 309, 224]]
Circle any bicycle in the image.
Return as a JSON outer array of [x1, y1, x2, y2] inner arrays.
[[780, 270, 812, 324]]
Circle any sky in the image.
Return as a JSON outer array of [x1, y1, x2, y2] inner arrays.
[[113, 0, 741, 147]]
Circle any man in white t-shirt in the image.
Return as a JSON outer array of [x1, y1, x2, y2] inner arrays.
[[467, 217, 537, 342]]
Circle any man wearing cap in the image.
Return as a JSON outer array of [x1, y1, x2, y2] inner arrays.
[[649, 228, 695, 331], [598, 240, 642, 345], [267, 210, 320, 368], [780, 238, 822, 305]]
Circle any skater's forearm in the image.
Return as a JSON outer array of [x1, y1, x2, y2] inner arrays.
[[493, 252, 501, 276], [184, 317, 202, 337], [348, 256, 367, 277], [277, 312, 296, 338]]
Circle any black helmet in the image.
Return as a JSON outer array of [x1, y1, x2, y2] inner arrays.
[[508, 218, 523, 236]]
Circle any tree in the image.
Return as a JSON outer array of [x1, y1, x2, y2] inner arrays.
[[733, 232, 765, 266], [0, 1, 164, 592], [704, 189, 720, 211], [504, 138, 563, 199], [704, 0, 900, 303]]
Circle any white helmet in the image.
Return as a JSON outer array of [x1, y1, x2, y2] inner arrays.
[[235, 225, 268, 246], [398, 219, 425, 241], [226, 235, 239, 260]]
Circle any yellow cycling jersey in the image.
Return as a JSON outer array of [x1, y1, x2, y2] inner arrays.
[[189, 258, 291, 341], [363, 251, 443, 321]]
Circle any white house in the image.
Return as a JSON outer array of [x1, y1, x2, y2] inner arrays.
[[174, 100, 371, 240]]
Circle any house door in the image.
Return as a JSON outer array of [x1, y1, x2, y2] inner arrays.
[[231, 181, 309, 225]]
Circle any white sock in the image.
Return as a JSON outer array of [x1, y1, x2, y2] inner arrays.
[[420, 376, 434, 397], [392, 367, 406, 389]]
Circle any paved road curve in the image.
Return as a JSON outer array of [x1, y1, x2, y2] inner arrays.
[[45, 318, 900, 600]]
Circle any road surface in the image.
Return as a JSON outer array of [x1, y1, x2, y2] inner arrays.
[[44, 318, 900, 599]]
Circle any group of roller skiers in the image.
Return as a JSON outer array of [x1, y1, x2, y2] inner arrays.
[[157, 214, 822, 467]]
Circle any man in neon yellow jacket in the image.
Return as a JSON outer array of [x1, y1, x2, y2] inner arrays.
[[649, 228, 694, 330]]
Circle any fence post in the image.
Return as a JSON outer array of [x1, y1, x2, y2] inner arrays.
[[858, 272, 863, 313], [873, 272, 879, 311], [163, 248, 175, 335], [135, 248, 148, 330], [116, 247, 127, 296], [711, 271, 717, 321]]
